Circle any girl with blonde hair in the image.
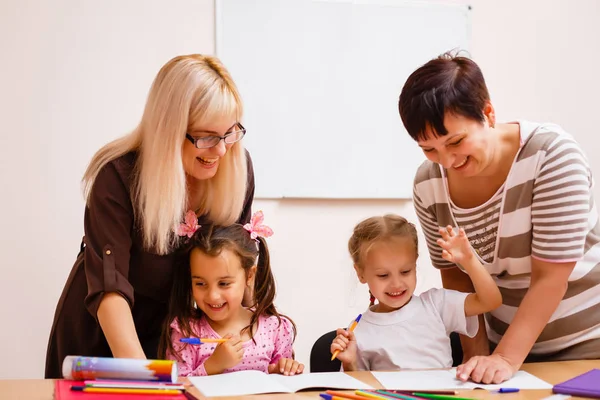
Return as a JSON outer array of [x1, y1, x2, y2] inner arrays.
[[45, 54, 255, 378]]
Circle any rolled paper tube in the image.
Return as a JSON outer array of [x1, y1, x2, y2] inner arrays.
[[62, 355, 178, 383]]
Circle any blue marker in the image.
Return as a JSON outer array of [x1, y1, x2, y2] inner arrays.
[[497, 388, 520, 393]]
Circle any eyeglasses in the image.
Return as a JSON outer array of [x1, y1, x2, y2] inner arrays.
[[185, 123, 246, 149]]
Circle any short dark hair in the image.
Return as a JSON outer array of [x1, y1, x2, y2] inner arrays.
[[398, 51, 490, 141]]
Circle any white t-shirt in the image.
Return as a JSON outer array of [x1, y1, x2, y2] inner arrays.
[[353, 288, 478, 370]]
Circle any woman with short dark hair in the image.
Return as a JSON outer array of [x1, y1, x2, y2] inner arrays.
[[399, 52, 600, 384]]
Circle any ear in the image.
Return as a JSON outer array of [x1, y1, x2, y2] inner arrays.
[[247, 265, 257, 285], [483, 101, 496, 128], [354, 264, 367, 284]]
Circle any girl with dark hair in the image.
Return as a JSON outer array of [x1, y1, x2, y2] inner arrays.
[[158, 212, 303, 377]]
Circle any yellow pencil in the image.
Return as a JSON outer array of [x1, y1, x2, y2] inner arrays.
[[72, 387, 182, 395], [354, 390, 391, 400], [331, 313, 362, 361]]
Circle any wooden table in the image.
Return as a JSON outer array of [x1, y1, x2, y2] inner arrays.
[[1, 360, 598, 400]]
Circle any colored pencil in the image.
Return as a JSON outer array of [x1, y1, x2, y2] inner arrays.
[[413, 393, 476, 400], [83, 380, 184, 390], [331, 314, 363, 361], [387, 390, 458, 395], [320, 394, 350, 400], [355, 390, 395, 399], [326, 390, 373, 400], [71, 386, 182, 395], [376, 390, 425, 400]]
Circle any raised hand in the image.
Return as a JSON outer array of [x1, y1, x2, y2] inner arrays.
[[330, 328, 358, 370], [437, 225, 474, 265], [203, 334, 244, 375], [268, 358, 304, 376]]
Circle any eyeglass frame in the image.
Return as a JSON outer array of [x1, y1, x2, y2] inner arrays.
[[185, 123, 246, 149]]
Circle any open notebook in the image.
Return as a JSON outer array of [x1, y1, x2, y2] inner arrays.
[[372, 369, 552, 391], [188, 371, 373, 397]]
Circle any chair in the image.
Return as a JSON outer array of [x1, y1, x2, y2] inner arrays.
[[310, 330, 341, 372], [450, 331, 462, 367]]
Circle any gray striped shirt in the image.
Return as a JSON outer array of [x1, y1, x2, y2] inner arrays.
[[413, 121, 600, 355]]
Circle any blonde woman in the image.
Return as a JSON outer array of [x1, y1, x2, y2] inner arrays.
[[45, 55, 255, 378]]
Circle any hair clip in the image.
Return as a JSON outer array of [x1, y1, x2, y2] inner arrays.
[[243, 210, 273, 242], [175, 210, 201, 238]]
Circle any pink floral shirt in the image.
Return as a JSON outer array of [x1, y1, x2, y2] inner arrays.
[[167, 314, 294, 376]]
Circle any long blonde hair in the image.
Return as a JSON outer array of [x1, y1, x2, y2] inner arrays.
[[82, 54, 248, 254]]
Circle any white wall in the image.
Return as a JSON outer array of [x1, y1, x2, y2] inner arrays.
[[1, 0, 599, 379]]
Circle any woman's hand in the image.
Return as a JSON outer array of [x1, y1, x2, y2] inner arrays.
[[330, 328, 358, 371], [268, 358, 304, 375], [437, 226, 474, 265], [456, 353, 517, 384]]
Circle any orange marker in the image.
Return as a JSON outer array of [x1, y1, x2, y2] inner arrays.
[[331, 313, 362, 361]]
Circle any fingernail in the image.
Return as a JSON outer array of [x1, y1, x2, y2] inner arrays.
[[461, 374, 467, 380]]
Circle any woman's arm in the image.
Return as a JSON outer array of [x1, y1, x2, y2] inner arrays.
[[97, 293, 146, 359], [441, 267, 491, 360], [456, 259, 574, 384], [493, 259, 574, 367]]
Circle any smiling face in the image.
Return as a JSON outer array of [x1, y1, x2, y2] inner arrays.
[[417, 106, 497, 178], [355, 238, 418, 313], [182, 118, 239, 181], [190, 247, 255, 326]]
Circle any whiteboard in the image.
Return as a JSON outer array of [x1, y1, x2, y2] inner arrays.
[[216, 0, 471, 199]]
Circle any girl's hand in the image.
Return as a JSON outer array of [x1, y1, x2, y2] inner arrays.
[[437, 226, 474, 265], [268, 358, 304, 375], [456, 353, 517, 384], [330, 328, 357, 370], [204, 334, 244, 375]]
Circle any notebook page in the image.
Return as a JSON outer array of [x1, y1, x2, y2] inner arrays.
[[468, 370, 552, 390], [372, 369, 551, 390], [188, 370, 291, 397], [372, 370, 472, 390], [270, 372, 374, 392]]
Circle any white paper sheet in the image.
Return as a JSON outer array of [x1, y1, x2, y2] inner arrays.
[[372, 369, 552, 391], [188, 370, 373, 397]]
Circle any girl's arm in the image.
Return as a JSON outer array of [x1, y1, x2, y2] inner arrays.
[[437, 227, 502, 317], [97, 293, 145, 358], [441, 267, 490, 359], [414, 183, 492, 360], [267, 317, 304, 375]]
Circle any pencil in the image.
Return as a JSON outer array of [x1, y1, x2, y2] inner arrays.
[[387, 390, 458, 395], [179, 337, 228, 345], [376, 390, 425, 400], [71, 386, 182, 395], [331, 313, 362, 361], [355, 390, 395, 399], [326, 390, 372, 400], [413, 393, 476, 400], [320, 394, 350, 400]]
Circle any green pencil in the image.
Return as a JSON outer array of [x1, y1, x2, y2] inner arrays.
[[412, 393, 476, 400]]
